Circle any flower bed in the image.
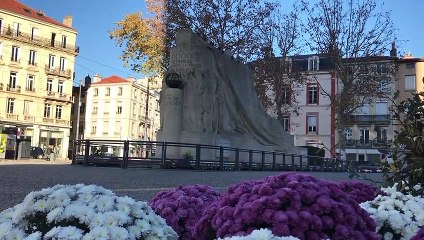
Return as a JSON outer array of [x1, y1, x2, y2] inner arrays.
[[337, 180, 378, 203], [150, 184, 221, 240], [217, 228, 300, 240], [193, 173, 378, 240], [0, 184, 178, 240], [360, 184, 424, 240]]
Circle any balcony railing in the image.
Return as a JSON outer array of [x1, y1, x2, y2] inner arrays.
[[25, 87, 35, 92], [45, 65, 72, 78], [42, 117, 55, 123], [345, 139, 391, 149], [348, 114, 391, 125], [56, 119, 69, 125], [6, 85, 21, 92], [24, 115, 35, 122], [45, 91, 73, 102], [6, 113, 18, 120], [0, 27, 79, 54]]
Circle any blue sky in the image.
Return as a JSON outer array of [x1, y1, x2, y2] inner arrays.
[[19, 0, 424, 85]]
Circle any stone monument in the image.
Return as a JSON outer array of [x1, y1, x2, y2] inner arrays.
[[157, 29, 303, 160]]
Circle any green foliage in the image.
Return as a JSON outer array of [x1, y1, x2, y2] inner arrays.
[[383, 88, 424, 196], [182, 151, 194, 160]]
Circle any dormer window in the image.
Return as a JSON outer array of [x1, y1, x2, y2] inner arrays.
[[308, 56, 319, 71]]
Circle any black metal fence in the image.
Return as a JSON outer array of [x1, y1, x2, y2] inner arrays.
[[72, 140, 346, 172]]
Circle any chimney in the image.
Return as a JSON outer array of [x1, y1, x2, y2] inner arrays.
[[390, 41, 397, 58], [63, 16, 73, 28], [127, 77, 136, 83], [93, 74, 102, 83]]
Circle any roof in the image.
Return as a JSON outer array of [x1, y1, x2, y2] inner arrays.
[[0, 0, 75, 30], [91, 75, 130, 85]]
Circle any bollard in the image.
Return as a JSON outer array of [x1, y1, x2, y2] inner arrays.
[[272, 152, 276, 171], [235, 148, 240, 170], [84, 140, 90, 166], [195, 144, 201, 170], [282, 153, 286, 171], [249, 150, 253, 170], [219, 147, 224, 170], [123, 141, 129, 169]]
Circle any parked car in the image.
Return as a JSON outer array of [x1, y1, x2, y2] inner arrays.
[[30, 147, 44, 159], [355, 161, 383, 173]]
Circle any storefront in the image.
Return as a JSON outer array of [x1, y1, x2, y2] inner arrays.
[[34, 125, 70, 159]]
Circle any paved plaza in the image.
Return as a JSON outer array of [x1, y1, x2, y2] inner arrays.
[[0, 160, 383, 211]]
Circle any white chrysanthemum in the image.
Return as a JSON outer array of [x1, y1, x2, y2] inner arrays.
[[0, 222, 12, 238], [44, 226, 61, 239], [86, 226, 109, 240], [383, 232, 393, 240], [24, 231, 42, 240], [217, 228, 300, 240], [5, 228, 26, 240], [95, 195, 114, 212], [56, 226, 83, 240], [109, 226, 129, 240], [49, 189, 71, 208], [46, 207, 63, 223], [33, 199, 48, 212]]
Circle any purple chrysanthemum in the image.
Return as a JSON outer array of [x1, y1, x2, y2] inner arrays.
[[149, 184, 221, 240], [193, 173, 378, 240], [412, 226, 424, 240], [338, 181, 377, 203]]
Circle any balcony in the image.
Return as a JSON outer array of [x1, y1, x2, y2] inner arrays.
[[45, 65, 72, 78], [345, 139, 391, 149], [25, 87, 35, 93], [6, 85, 21, 93], [6, 114, 18, 121], [55, 119, 69, 125], [42, 117, 55, 123], [0, 27, 79, 55], [24, 115, 35, 122], [45, 91, 73, 103], [348, 114, 391, 125]]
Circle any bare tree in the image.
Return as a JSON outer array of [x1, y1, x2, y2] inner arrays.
[[165, 0, 277, 62], [252, 4, 306, 127], [301, 0, 397, 159]]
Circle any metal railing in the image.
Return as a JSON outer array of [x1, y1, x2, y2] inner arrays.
[[345, 139, 391, 149], [0, 27, 79, 54], [72, 140, 346, 172], [348, 114, 391, 124]]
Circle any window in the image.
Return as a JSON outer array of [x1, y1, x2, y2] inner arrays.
[[377, 64, 387, 74], [9, 72, 17, 88], [359, 128, 370, 144], [11, 46, 19, 62], [29, 50, 36, 65], [406, 63, 415, 69], [117, 106, 122, 114], [55, 105, 62, 119], [282, 116, 289, 131], [44, 103, 51, 118], [115, 121, 121, 134], [307, 114, 318, 133], [377, 80, 390, 92], [375, 101, 388, 115], [345, 128, 353, 140], [80, 103, 85, 114], [307, 84, 318, 104], [103, 121, 109, 134], [0, 42, 3, 58], [26, 75, 34, 91], [308, 56, 319, 71], [46, 79, 53, 92], [51, 33, 56, 47], [94, 88, 98, 96], [359, 103, 370, 115], [281, 86, 291, 104], [61, 35, 67, 48], [48, 55, 55, 69], [405, 75, 416, 90], [13, 22, 20, 37], [0, 19, 2, 34], [376, 127, 387, 143], [59, 57, 66, 71], [6, 98, 14, 114], [58, 81, 64, 94], [31, 27, 38, 41], [91, 125, 97, 134], [118, 87, 122, 96], [106, 87, 110, 96], [24, 101, 32, 115], [92, 106, 98, 114]]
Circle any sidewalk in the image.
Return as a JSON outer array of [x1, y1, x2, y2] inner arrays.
[[0, 158, 71, 165]]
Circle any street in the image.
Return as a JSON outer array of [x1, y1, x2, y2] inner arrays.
[[0, 162, 384, 211]]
